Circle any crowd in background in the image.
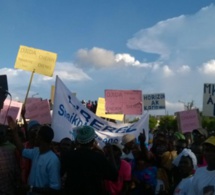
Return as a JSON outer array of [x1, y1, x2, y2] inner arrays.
[[0, 107, 215, 195]]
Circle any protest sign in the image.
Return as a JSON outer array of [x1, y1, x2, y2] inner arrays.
[[51, 76, 149, 147], [203, 83, 215, 117], [0, 99, 22, 125], [14, 45, 57, 77], [176, 109, 201, 133], [25, 98, 42, 118], [96, 97, 124, 121], [25, 99, 51, 124], [143, 93, 165, 110], [105, 89, 142, 115]]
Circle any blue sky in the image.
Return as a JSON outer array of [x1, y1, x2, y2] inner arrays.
[[1, 0, 215, 115]]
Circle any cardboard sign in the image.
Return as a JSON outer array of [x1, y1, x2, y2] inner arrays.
[[143, 93, 165, 110], [0, 99, 22, 125], [176, 109, 201, 133], [25, 99, 51, 124], [105, 90, 142, 115], [14, 45, 57, 77], [96, 97, 124, 121], [203, 83, 215, 117]]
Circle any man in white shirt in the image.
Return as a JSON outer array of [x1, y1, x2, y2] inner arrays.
[[189, 136, 215, 195]]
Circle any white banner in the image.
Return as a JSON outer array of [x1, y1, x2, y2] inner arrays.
[[51, 76, 149, 147]]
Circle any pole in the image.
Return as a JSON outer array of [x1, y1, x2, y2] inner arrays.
[[23, 70, 35, 107]]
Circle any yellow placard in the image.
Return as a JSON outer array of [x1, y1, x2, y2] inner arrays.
[[14, 45, 57, 77], [96, 97, 124, 121]]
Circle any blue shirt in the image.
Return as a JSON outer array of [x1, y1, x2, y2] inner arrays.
[[22, 147, 61, 190]]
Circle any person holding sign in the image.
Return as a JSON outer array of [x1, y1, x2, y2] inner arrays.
[[7, 116, 61, 195]]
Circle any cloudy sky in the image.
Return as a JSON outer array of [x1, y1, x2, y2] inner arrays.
[[1, 0, 215, 115]]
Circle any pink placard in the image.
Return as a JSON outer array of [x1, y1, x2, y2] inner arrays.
[[25, 98, 42, 118], [178, 109, 201, 133], [26, 99, 51, 125], [105, 90, 142, 115], [0, 99, 22, 125]]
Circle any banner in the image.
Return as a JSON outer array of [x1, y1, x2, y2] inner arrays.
[[96, 97, 124, 121], [105, 89, 142, 115], [143, 93, 165, 110], [14, 45, 57, 77], [176, 109, 201, 133], [203, 83, 215, 117], [51, 76, 149, 147]]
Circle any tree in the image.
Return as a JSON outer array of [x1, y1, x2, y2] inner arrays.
[[158, 115, 178, 132], [149, 115, 158, 130]]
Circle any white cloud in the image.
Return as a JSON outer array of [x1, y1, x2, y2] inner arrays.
[[127, 4, 215, 68], [162, 65, 174, 77], [200, 60, 215, 75], [115, 53, 140, 66], [75, 47, 149, 69], [54, 62, 91, 81], [177, 65, 191, 73], [76, 47, 116, 68]]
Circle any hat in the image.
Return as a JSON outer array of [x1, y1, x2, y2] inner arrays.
[[121, 134, 135, 145], [28, 120, 40, 131], [192, 128, 208, 137], [203, 136, 215, 146], [76, 126, 96, 144]]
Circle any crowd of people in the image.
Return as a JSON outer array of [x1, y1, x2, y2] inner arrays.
[[0, 110, 215, 195]]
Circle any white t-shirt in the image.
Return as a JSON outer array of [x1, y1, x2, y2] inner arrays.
[[189, 167, 215, 195], [173, 176, 193, 195]]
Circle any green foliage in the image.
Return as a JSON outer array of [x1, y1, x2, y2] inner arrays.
[[149, 115, 158, 130], [158, 115, 178, 132], [202, 116, 215, 134]]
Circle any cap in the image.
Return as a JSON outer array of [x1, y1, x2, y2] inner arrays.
[[76, 126, 96, 144], [121, 134, 135, 145], [203, 136, 215, 146]]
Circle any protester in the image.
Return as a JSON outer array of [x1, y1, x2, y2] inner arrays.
[[59, 137, 74, 153], [191, 128, 208, 145], [20, 120, 41, 184], [7, 116, 61, 194], [131, 152, 158, 194], [121, 134, 137, 162], [172, 149, 197, 195], [0, 124, 21, 195], [104, 143, 132, 195], [175, 139, 188, 155], [61, 125, 118, 195], [190, 142, 207, 167], [189, 136, 215, 194]]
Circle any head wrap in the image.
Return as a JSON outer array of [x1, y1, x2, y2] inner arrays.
[[172, 148, 197, 169]]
